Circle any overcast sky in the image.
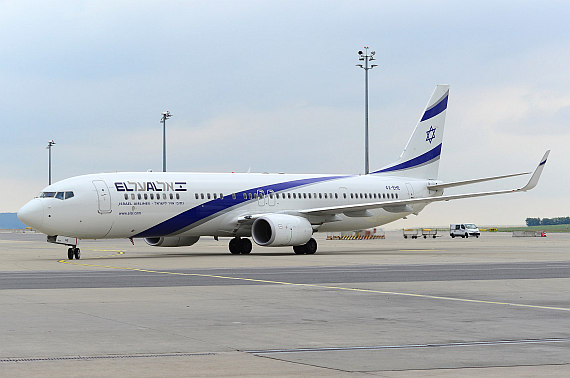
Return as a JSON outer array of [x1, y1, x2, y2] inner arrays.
[[1, 0, 568, 227]]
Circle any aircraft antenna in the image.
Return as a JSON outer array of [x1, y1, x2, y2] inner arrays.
[[356, 47, 378, 175]]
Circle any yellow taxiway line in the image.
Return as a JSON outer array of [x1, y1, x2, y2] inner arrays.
[[59, 250, 570, 313]]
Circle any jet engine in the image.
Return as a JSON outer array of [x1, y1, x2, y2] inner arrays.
[[251, 214, 313, 247], [144, 236, 200, 247]]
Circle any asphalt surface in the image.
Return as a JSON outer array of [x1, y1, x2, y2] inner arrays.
[[1, 262, 569, 289], [1, 231, 569, 377]]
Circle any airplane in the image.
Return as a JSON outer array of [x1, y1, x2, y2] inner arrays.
[[17, 85, 550, 260]]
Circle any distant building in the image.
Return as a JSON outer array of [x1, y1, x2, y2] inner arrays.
[[0, 213, 26, 229]]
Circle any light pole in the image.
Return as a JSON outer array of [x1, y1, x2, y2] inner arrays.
[[356, 47, 377, 175], [46, 140, 56, 185], [161, 111, 172, 172]]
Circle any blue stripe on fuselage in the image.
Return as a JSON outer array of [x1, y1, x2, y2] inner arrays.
[[133, 175, 348, 238], [372, 143, 442, 174]]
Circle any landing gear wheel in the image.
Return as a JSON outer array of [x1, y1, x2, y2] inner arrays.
[[74, 248, 81, 260], [68, 248, 74, 260], [293, 238, 317, 255], [293, 245, 305, 255], [240, 238, 252, 254], [465, 234, 469, 239], [306, 238, 317, 254], [229, 238, 252, 254], [229, 238, 241, 254]]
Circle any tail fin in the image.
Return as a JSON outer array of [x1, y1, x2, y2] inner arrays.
[[372, 84, 449, 179]]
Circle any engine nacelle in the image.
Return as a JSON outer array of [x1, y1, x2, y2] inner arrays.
[[252, 214, 313, 247], [144, 236, 200, 247]]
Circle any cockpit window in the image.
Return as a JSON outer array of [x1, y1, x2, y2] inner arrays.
[[39, 191, 74, 200]]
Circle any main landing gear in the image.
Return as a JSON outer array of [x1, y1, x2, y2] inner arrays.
[[293, 238, 317, 255], [67, 247, 81, 260], [229, 237, 252, 255]]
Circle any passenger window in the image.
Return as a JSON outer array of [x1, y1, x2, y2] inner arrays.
[[232, 193, 236, 200], [195, 193, 199, 199], [364, 193, 368, 199], [170, 193, 173, 200], [292, 193, 296, 199], [249, 193, 253, 200], [220, 193, 224, 199], [308, 193, 312, 199], [329, 193, 333, 198], [335, 193, 338, 199], [395, 193, 398, 199], [213, 193, 217, 199], [207, 193, 211, 199], [243, 193, 247, 199], [350, 193, 354, 199], [343, 193, 347, 199], [55, 192, 64, 200], [138, 194, 142, 200], [65, 192, 74, 200], [124, 194, 128, 200], [150, 193, 154, 200], [319, 193, 322, 199], [131, 194, 135, 200], [144, 193, 148, 200], [324, 193, 327, 199], [201, 193, 205, 199], [176, 193, 180, 200]]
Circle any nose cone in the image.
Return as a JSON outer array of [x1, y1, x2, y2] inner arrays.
[[18, 200, 44, 230]]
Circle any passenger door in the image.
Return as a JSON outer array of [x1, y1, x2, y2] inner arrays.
[[92, 180, 112, 214]]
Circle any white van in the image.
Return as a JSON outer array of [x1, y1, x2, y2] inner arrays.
[[450, 224, 480, 238]]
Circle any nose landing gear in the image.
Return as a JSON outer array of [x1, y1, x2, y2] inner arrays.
[[67, 247, 81, 260]]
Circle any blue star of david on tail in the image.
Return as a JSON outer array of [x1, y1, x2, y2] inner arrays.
[[426, 126, 436, 144]]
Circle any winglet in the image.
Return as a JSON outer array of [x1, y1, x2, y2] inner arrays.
[[520, 150, 550, 192]]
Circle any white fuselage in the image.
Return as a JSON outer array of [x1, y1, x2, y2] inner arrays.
[[20, 172, 437, 240]]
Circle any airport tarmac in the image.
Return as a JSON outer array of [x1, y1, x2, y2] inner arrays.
[[0, 231, 569, 377]]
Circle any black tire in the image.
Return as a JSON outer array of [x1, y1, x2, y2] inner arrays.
[[306, 238, 317, 254], [74, 248, 80, 260], [293, 245, 306, 254], [424, 235, 427, 239], [240, 238, 252, 254], [229, 238, 240, 254], [433, 235, 436, 239], [404, 236, 407, 239], [67, 248, 74, 260], [451, 234, 455, 238]]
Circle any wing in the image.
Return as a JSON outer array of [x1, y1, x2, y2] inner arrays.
[[299, 150, 550, 217]]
